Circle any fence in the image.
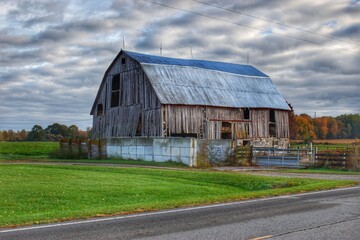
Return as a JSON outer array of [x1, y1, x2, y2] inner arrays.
[[314, 145, 360, 171], [252, 145, 360, 170], [87, 139, 107, 159], [314, 150, 346, 168], [252, 147, 311, 168], [58, 139, 88, 159], [59, 139, 107, 159]]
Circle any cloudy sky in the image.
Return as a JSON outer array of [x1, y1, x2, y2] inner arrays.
[[0, 0, 359, 131]]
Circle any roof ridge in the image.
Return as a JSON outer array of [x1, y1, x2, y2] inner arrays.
[[123, 50, 268, 77]]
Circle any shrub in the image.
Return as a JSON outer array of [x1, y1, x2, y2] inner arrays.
[[196, 140, 212, 167]]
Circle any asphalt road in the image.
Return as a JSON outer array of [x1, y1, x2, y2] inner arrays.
[[1, 186, 359, 240]]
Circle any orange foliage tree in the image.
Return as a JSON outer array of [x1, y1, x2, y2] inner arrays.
[[294, 114, 316, 142]]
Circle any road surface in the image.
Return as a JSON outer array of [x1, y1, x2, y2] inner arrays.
[[1, 186, 359, 240]]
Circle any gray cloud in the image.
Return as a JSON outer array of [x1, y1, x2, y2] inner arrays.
[[333, 23, 360, 38], [0, 0, 359, 130]]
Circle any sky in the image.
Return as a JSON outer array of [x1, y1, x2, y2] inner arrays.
[[0, 0, 359, 131]]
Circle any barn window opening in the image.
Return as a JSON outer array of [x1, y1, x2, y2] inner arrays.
[[269, 110, 276, 137], [269, 123, 276, 137], [244, 108, 250, 120], [136, 113, 142, 136], [97, 104, 103, 116], [270, 109, 276, 123], [111, 74, 120, 107], [221, 122, 232, 139], [171, 133, 197, 138], [121, 58, 126, 64]]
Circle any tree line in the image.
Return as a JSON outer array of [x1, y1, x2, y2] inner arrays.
[[0, 113, 359, 142], [0, 123, 91, 141], [289, 113, 360, 141]]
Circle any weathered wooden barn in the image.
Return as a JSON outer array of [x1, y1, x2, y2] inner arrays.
[[90, 50, 290, 146]]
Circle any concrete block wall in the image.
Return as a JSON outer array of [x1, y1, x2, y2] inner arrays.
[[106, 137, 289, 166], [106, 137, 196, 166]]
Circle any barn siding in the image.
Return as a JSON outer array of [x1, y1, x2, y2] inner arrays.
[[276, 110, 290, 138], [163, 106, 289, 141], [250, 110, 269, 138], [92, 53, 161, 138]]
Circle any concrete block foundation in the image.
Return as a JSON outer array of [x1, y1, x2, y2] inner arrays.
[[105, 137, 289, 167]]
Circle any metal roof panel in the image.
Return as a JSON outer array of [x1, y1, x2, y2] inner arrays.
[[141, 64, 290, 110]]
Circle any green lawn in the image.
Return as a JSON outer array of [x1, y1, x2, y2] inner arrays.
[[276, 168, 360, 175], [0, 164, 356, 227], [0, 141, 59, 156]]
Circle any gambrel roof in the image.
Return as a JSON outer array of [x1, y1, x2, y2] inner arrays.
[[124, 51, 268, 77], [91, 50, 290, 114]]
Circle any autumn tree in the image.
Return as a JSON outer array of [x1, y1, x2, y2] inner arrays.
[[327, 118, 339, 139], [295, 114, 316, 142], [288, 103, 298, 140], [314, 117, 329, 139]]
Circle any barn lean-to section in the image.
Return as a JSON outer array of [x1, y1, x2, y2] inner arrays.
[[90, 50, 290, 148]]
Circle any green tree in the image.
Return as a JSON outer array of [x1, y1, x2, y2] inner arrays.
[[27, 125, 45, 141], [45, 123, 69, 138], [68, 125, 80, 138], [336, 114, 360, 138]]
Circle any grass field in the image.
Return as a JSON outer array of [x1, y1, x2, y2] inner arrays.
[[0, 141, 59, 156], [0, 164, 356, 227]]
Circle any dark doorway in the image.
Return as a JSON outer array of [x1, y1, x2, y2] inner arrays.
[[221, 122, 232, 139]]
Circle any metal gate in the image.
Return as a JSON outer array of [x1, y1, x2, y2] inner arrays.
[[252, 147, 312, 168]]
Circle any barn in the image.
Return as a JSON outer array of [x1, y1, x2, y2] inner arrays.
[[91, 50, 290, 166], [90, 50, 290, 164]]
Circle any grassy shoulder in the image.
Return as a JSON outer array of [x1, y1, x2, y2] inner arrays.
[[275, 168, 360, 175], [0, 164, 356, 227]]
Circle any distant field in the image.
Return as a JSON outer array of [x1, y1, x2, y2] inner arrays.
[[0, 164, 356, 227], [312, 139, 359, 144], [291, 139, 359, 144], [290, 139, 358, 150], [0, 141, 59, 156]]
